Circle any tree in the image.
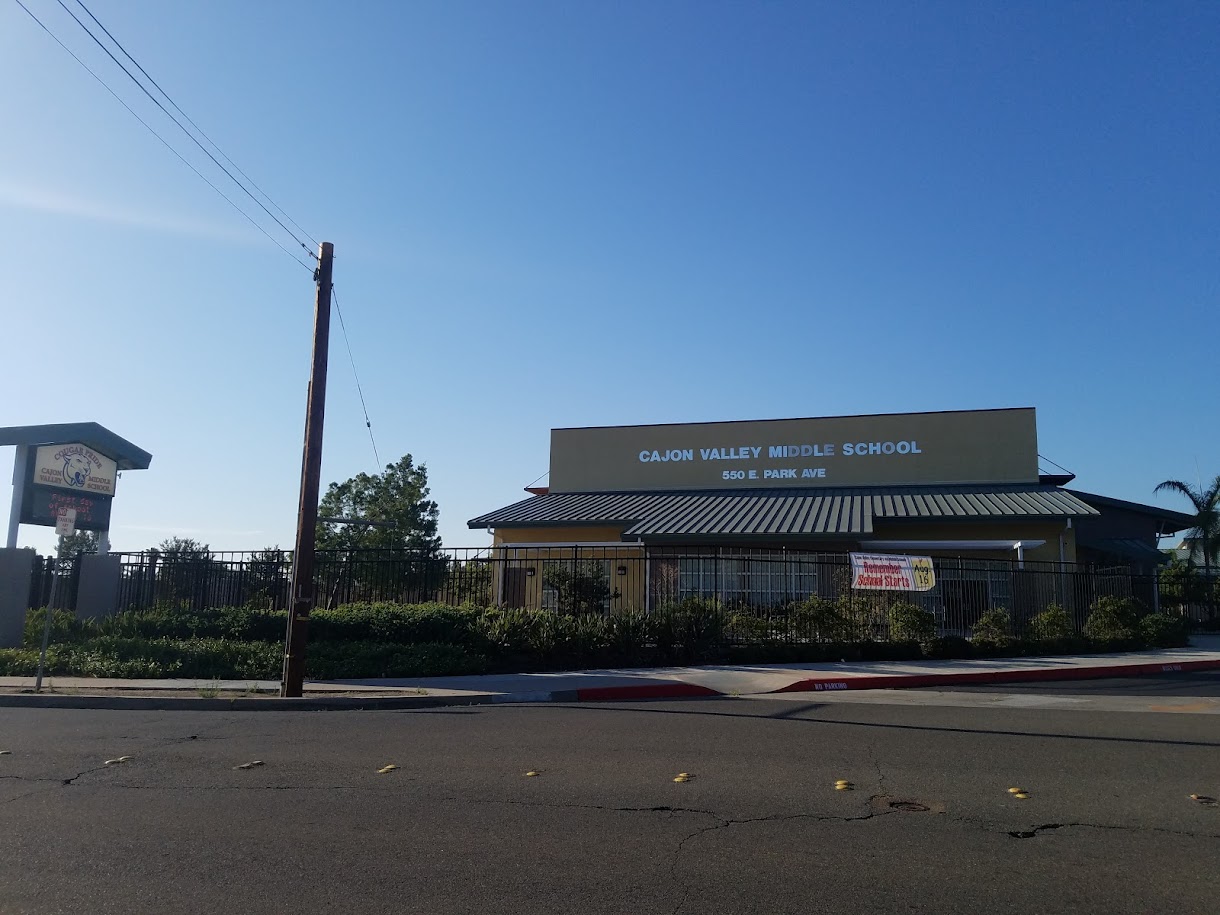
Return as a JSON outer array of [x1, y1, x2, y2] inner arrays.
[[542, 560, 612, 615], [57, 530, 100, 559], [1155, 474, 1220, 619], [316, 455, 441, 555], [150, 537, 215, 606], [152, 536, 213, 561], [244, 546, 290, 610]]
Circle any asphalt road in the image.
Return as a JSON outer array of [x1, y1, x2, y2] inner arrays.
[[2, 694, 1219, 915], [952, 671, 1220, 696]]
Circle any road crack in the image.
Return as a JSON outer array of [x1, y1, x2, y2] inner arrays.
[[1001, 819, 1220, 840], [667, 803, 894, 915], [867, 744, 889, 795]]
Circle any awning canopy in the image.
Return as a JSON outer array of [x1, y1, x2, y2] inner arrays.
[[468, 484, 1097, 539], [1077, 537, 1169, 563], [0, 423, 152, 470]]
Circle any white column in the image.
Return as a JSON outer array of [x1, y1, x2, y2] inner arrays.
[[6, 445, 29, 550]]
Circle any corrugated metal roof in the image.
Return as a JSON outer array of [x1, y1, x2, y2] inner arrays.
[[1067, 490, 1196, 533], [467, 485, 1098, 538], [1078, 537, 1168, 562], [0, 423, 152, 470]]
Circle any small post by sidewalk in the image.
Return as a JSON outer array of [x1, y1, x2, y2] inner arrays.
[[35, 510, 74, 692]]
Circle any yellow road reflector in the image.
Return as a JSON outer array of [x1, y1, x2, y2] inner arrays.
[[525, 771, 540, 777], [835, 779, 851, 786], [377, 765, 399, 774], [677, 772, 690, 778], [1007, 787, 1026, 794], [1013, 792, 1030, 799], [835, 784, 853, 791]]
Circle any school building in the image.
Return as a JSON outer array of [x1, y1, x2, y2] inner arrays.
[[467, 408, 1192, 613]]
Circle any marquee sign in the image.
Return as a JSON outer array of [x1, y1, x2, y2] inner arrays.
[[20, 486, 113, 532], [548, 408, 1038, 492], [19, 442, 117, 532]]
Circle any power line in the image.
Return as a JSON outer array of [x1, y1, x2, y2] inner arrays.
[[71, 0, 320, 253], [1038, 453, 1074, 475], [331, 284, 381, 469], [13, 0, 312, 272], [52, 0, 315, 259]]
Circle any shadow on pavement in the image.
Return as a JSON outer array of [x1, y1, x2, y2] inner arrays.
[[458, 699, 1220, 750]]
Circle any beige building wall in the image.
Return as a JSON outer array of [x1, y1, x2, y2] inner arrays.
[[488, 528, 642, 608]]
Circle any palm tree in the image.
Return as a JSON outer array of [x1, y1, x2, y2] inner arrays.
[[1155, 475, 1220, 619]]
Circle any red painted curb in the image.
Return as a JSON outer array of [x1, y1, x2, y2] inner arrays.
[[574, 683, 723, 701], [773, 658, 1220, 694]]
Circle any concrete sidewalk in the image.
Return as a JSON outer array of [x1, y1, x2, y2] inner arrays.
[[3, 643, 1220, 709]]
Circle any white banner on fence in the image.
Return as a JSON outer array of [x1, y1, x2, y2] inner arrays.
[[850, 552, 936, 592]]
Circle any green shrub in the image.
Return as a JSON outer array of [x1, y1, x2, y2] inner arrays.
[[0, 638, 280, 679], [926, 635, 974, 659], [304, 641, 486, 679], [886, 602, 935, 646], [22, 608, 91, 647], [1030, 604, 1074, 642], [1083, 596, 1143, 642], [730, 611, 781, 644], [971, 609, 1012, 646], [470, 607, 621, 668], [652, 598, 729, 662], [91, 605, 287, 642], [476, 608, 548, 656], [0, 645, 72, 676], [604, 611, 651, 661], [790, 596, 858, 642], [312, 602, 481, 644], [1138, 612, 1190, 649]]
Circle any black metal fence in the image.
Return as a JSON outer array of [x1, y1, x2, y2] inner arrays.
[[28, 554, 82, 611], [25, 546, 1177, 641]]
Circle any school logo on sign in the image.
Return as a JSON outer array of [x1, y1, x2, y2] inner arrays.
[[63, 455, 91, 488], [33, 443, 118, 497]]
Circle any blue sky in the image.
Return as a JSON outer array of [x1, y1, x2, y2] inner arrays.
[[1, 0, 1216, 554]]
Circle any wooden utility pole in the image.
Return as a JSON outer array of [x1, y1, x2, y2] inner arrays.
[[282, 241, 333, 697]]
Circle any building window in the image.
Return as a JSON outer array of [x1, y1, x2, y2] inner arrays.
[[935, 565, 1012, 630], [678, 555, 818, 608]]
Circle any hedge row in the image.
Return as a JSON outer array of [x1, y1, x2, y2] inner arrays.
[[5, 596, 1189, 680], [0, 638, 485, 680]]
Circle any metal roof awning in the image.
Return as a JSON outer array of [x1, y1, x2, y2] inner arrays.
[[1077, 537, 1169, 563], [468, 484, 1098, 539], [1067, 490, 1195, 535], [864, 540, 1046, 552], [0, 423, 152, 470]]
